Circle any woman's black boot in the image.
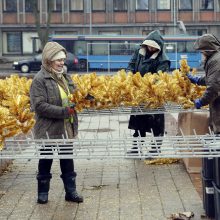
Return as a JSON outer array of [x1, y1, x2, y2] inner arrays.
[[61, 172, 83, 203], [37, 174, 52, 204]]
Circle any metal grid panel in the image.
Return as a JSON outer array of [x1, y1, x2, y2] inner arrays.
[[1, 114, 219, 160], [79, 104, 208, 116]]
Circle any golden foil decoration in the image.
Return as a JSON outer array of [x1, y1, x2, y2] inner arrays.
[[0, 75, 35, 150], [70, 59, 206, 111], [144, 158, 180, 165], [0, 60, 206, 150]]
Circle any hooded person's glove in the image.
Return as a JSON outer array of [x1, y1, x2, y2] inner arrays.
[[66, 103, 76, 115], [85, 94, 95, 101], [194, 99, 202, 109], [186, 74, 200, 84]]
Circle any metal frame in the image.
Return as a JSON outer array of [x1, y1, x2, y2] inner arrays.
[[1, 132, 220, 159], [79, 104, 208, 116], [0, 108, 214, 160]]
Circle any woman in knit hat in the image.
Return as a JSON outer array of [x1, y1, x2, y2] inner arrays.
[[30, 41, 83, 204]]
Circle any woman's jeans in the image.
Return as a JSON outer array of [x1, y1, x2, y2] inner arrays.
[[38, 145, 74, 176]]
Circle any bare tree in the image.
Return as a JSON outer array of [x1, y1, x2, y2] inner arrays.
[[26, 0, 52, 50]]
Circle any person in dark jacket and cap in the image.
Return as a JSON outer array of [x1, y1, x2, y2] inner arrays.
[[187, 34, 220, 134], [30, 42, 83, 204], [127, 30, 170, 155]]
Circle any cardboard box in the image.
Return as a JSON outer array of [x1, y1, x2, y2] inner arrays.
[[178, 112, 210, 173]]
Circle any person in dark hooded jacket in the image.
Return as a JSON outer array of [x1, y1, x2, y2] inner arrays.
[[127, 30, 170, 155], [187, 33, 220, 134]]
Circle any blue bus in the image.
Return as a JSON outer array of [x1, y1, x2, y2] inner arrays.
[[50, 34, 201, 71]]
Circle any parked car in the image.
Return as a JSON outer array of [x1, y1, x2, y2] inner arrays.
[[12, 52, 79, 73]]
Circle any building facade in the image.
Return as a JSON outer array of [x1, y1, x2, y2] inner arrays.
[[0, 0, 219, 59]]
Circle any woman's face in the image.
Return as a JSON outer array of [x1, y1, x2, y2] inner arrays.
[[51, 58, 65, 72]]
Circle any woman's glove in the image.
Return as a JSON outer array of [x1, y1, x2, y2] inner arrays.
[[66, 103, 76, 115], [194, 99, 202, 109], [186, 74, 200, 84]]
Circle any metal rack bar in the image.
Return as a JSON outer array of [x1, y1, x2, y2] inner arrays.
[[0, 134, 220, 159], [0, 114, 215, 160], [79, 104, 208, 116]]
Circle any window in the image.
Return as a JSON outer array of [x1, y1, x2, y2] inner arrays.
[[176, 41, 195, 53], [92, 0, 105, 11], [25, 0, 33, 12], [201, 0, 214, 10], [49, 0, 62, 11], [187, 29, 207, 36], [110, 41, 136, 55], [25, 0, 39, 12], [74, 41, 87, 55], [186, 41, 195, 52], [179, 0, 192, 10], [164, 43, 176, 53], [70, 0, 83, 11], [177, 42, 186, 52], [136, 0, 149, 10], [89, 42, 109, 55], [157, 0, 170, 10], [6, 32, 22, 53], [3, 0, 17, 12], [113, 0, 128, 11]]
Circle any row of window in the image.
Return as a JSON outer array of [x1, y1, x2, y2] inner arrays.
[[64, 40, 196, 56], [2, 31, 198, 55], [2, 0, 214, 12]]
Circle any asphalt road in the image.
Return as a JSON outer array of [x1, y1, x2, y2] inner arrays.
[[0, 70, 122, 79], [0, 64, 205, 79]]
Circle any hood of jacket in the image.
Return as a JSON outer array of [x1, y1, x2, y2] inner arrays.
[[194, 34, 220, 52], [42, 42, 67, 69], [141, 30, 164, 51]]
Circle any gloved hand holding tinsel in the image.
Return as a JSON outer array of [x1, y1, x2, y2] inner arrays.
[[194, 99, 202, 109], [186, 74, 200, 84], [67, 103, 76, 115], [85, 93, 95, 101]]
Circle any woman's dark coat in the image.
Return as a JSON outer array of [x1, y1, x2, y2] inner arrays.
[[194, 34, 220, 133], [30, 42, 78, 139]]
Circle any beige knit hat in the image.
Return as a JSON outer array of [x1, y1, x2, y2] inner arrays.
[[51, 51, 66, 61]]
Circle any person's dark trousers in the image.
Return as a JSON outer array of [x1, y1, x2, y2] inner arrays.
[[127, 130, 146, 154], [60, 171, 83, 203], [149, 114, 164, 155], [149, 133, 163, 154], [37, 144, 78, 204]]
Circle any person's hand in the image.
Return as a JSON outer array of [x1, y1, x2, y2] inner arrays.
[[67, 103, 76, 115], [186, 74, 200, 84], [194, 99, 202, 109], [85, 94, 95, 101]]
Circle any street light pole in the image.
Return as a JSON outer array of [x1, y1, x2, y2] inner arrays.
[[89, 0, 92, 34], [173, 0, 176, 35]]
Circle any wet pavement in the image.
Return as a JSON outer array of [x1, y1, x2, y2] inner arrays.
[[0, 156, 208, 220]]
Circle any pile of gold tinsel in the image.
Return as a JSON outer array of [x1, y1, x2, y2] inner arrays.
[[70, 59, 206, 112], [0, 75, 35, 150], [144, 158, 180, 165], [0, 59, 205, 151]]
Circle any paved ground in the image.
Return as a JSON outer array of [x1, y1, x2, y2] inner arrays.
[[0, 93, 210, 220], [0, 157, 208, 220]]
